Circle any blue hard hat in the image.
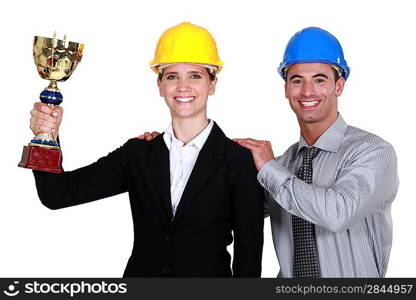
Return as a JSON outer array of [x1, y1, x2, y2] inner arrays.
[[278, 27, 350, 80]]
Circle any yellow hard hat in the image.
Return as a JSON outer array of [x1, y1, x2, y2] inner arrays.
[[150, 22, 223, 74]]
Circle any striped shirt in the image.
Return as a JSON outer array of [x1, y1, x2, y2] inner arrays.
[[258, 114, 399, 277]]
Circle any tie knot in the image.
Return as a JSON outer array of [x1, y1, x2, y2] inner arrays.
[[303, 147, 320, 163]]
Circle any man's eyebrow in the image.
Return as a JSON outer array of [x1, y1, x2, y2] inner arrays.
[[289, 73, 330, 81], [313, 73, 328, 79], [289, 74, 303, 81]]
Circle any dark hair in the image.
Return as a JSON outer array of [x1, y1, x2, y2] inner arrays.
[[284, 66, 342, 83], [333, 68, 341, 83], [158, 67, 216, 81]]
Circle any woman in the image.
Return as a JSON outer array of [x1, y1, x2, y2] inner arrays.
[[30, 22, 264, 277]]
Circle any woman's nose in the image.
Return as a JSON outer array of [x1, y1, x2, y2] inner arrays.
[[176, 78, 191, 92]]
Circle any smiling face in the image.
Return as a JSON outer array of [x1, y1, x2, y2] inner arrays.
[[285, 63, 345, 129], [157, 63, 217, 121]]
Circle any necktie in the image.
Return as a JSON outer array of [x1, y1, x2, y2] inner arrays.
[[292, 146, 321, 278]]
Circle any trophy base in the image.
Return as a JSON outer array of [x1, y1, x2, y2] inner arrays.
[[18, 145, 63, 174]]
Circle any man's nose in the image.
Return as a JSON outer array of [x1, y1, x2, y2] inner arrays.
[[300, 81, 315, 97]]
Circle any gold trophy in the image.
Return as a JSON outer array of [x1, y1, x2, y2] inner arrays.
[[18, 33, 84, 173]]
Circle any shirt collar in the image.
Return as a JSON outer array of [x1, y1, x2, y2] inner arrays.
[[163, 120, 214, 151], [297, 114, 348, 154]]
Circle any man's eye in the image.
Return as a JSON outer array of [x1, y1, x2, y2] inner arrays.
[[315, 78, 325, 83], [292, 79, 301, 84], [190, 74, 202, 79]]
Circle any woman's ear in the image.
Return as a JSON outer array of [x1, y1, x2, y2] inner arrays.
[[157, 78, 163, 97], [208, 77, 217, 96]]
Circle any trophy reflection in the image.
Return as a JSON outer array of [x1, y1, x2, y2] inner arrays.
[[18, 33, 84, 173]]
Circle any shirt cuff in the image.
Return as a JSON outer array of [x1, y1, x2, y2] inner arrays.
[[257, 159, 293, 193]]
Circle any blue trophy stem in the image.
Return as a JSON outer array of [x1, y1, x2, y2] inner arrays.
[[40, 80, 63, 106]]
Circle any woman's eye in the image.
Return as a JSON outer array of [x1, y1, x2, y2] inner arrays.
[[190, 74, 202, 79], [166, 75, 177, 80]]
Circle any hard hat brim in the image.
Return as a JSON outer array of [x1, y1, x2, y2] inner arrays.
[[278, 58, 350, 80], [150, 62, 223, 74]]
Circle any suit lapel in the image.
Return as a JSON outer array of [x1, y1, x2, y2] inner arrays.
[[174, 123, 226, 221], [147, 135, 173, 221]]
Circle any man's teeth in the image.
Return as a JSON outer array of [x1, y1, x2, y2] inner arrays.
[[175, 97, 194, 103], [301, 101, 319, 107]]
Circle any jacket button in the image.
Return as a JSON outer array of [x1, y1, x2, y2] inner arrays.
[[162, 267, 171, 274]]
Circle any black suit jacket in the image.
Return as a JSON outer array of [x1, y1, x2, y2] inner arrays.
[[33, 123, 264, 277]]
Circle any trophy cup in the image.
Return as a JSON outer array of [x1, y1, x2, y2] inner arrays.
[[18, 33, 84, 173]]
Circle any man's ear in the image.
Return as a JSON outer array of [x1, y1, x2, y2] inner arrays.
[[284, 81, 288, 99], [335, 77, 345, 97]]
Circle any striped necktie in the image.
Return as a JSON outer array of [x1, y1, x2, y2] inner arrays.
[[292, 146, 321, 278]]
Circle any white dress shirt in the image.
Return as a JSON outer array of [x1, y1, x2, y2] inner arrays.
[[163, 120, 214, 215]]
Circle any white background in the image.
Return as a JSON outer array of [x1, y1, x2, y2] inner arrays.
[[0, 0, 414, 277]]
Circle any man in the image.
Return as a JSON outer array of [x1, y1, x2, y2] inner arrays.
[[236, 27, 399, 277]]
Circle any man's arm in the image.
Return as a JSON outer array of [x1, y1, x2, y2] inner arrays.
[[231, 150, 264, 277], [258, 142, 399, 232]]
